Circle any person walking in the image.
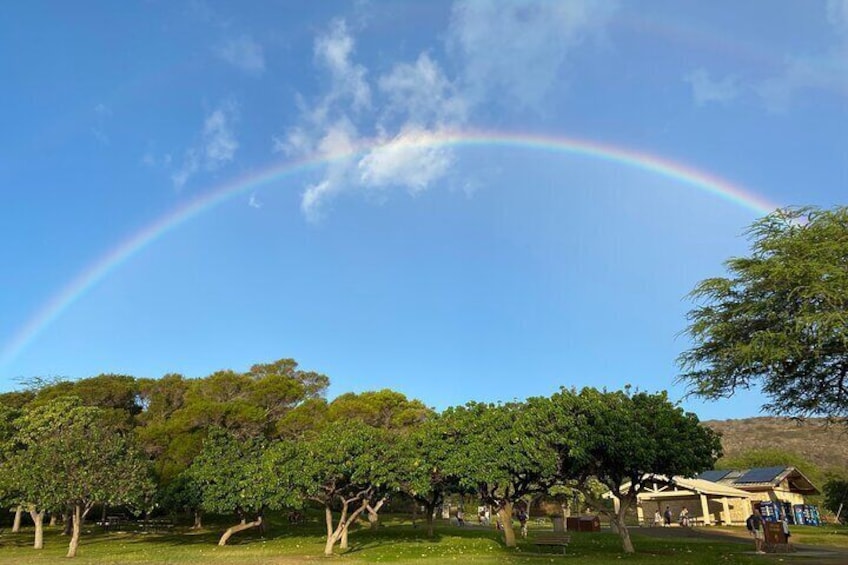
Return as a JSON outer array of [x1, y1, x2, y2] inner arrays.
[[663, 506, 672, 527]]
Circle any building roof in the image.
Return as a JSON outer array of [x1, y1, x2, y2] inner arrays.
[[697, 466, 820, 495], [610, 474, 753, 500]]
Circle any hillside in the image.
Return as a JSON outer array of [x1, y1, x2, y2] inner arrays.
[[704, 417, 848, 480]]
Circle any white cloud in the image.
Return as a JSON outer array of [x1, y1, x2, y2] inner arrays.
[[278, 19, 471, 221], [447, 0, 616, 108], [248, 194, 262, 208], [314, 19, 371, 111], [217, 35, 265, 75], [358, 127, 454, 193], [684, 69, 740, 106], [172, 102, 239, 189], [378, 53, 468, 126]]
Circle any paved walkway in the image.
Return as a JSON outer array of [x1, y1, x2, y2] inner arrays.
[[634, 526, 848, 563]]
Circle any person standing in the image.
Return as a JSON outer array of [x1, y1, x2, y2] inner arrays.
[[517, 508, 528, 538], [746, 508, 765, 554], [653, 510, 662, 527], [663, 506, 672, 527], [679, 506, 690, 527]]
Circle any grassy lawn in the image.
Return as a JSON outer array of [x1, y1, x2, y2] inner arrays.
[[1, 516, 844, 564]]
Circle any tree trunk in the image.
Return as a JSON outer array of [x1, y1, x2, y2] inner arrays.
[[192, 510, 203, 529], [340, 523, 349, 549], [49, 513, 57, 527], [498, 502, 516, 548], [29, 509, 44, 549], [217, 516, 262, 546], [324, 505, 336, 556], [610, 512, 635, 554], [67, 504, 83, 558], [324, 498, 370, 556], [366, 497, 386, 529], [425, 506, 436, 538], [63, 510, 73, 536], [12, 506, 23, 532]]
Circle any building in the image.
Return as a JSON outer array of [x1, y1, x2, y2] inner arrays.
[[606, 475, 754, 526], [698, 466, 820, 507]]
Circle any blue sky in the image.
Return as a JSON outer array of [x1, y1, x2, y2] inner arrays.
[[1, 0, 846, 420]]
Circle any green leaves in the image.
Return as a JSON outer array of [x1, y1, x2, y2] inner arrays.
[[6, 398, 153, 514], [679, 206, 848, 419]]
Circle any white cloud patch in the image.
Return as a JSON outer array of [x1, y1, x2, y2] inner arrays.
[[358, 127, 454, 193], [447, 0, 616, 108], [217, 35, 265, 75], [278, 19, 469, 221], [314, 19, 371, 111], [684, 69, 740, 106], [378, 53, 468, 126], [172, 101, 239, 189], [248, 193, 262, 208]]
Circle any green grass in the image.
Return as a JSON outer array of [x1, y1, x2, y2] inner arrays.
[[1, 515, 845, 564]]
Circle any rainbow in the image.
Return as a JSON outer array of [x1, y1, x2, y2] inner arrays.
[[0, 130, 781, 368]]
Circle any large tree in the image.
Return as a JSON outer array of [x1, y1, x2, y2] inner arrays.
[[679, 206, 848, 419], [394, 415, 458, 537], [550, 388, 722, 554], [297, 421, 397, 556], [7, 397, 152, 557], [188, 428, 301, 545], [441, 401, 561, 548]]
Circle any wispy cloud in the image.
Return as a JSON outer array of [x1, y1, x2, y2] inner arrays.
[[447, 0, 616, 109], [684, 69, 740, 106], [280, 19, 468, 221], [314, 19, 371, 111], [248, 193, 262, 208], [217, 35, 265, 75], [691, 2, 848, 112], [279, 2, 616, 220], [172, 101, 239, 189]]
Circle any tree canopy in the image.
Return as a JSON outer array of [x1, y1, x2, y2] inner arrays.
[[678, 206, 848, 419]]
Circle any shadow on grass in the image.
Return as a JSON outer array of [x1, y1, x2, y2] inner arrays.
[[341, 523, 504, 555]]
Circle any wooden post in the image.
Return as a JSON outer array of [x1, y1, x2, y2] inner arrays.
[[699, 494, 712, 525]]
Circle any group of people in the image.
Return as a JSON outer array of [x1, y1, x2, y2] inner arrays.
[[652, 506, 690, 527]]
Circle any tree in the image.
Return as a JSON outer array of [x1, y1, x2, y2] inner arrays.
[[441, 401, 561, 548], [394, 415, 458, 537], [679, 206, 848, 419], [8, 397, 152, 557], [324, 390, 433, 528], [823, 477, 848, 524], [156, 473, 204, 529], [136, 359, 330, 482], [326, 390, 432, 431], [550, 388, 722, 554], [188, 428, 301, 545], [297, 422, 397, 556]]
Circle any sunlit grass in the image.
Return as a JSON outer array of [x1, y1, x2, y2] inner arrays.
[[1, 514, 844, 564]]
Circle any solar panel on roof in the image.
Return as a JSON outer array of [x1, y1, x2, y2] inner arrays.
[[698, 470, 731, 482], [736, 466, 786, 484]]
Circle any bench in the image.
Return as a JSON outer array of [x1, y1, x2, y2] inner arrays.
[[137, 519, 174, 531], [532, 532, 572, 554]]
